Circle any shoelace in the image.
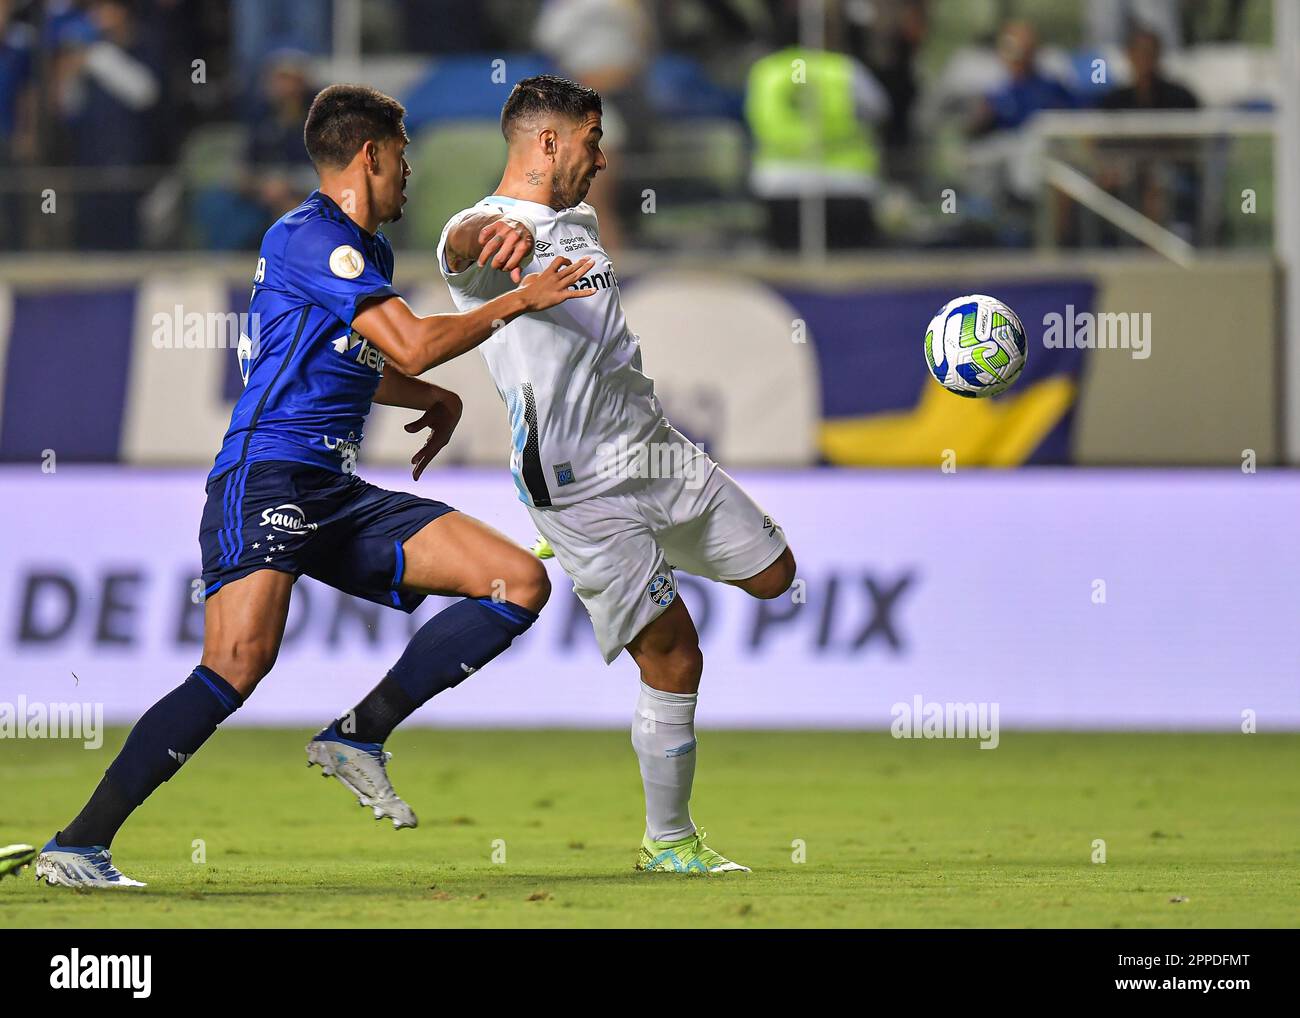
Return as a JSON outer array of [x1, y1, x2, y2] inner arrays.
[[360, 749, 398, 797], [688, 832, 728, 866], [350, 742, 387, 763]]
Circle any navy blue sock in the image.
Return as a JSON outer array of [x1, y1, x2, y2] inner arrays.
[[342, 598, 537, 743], [59, 666, 244, 849]]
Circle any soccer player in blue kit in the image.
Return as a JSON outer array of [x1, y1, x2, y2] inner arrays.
[[35, 85, 596, 887]]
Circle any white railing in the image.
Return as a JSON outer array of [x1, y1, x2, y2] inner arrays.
[[1030, 109, 1276, 265]]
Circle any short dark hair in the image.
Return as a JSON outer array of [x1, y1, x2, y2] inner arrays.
[[1127, 25, 1162, 51], [500, 74, 602, 140], [303, 84, 408, 170]]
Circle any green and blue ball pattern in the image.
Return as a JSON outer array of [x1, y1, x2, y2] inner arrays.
[[924, 294, 1028, 398]]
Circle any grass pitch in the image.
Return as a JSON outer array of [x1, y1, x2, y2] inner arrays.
[[3, 729, 1297, 928]]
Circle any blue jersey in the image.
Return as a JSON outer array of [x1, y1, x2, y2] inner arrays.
[[210, 191, 399, 482]]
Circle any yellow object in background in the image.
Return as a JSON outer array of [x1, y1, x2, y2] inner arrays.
[[820, 375, 1077, 467]]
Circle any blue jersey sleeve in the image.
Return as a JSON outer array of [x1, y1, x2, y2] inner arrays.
[[281, 219, 399, 326]]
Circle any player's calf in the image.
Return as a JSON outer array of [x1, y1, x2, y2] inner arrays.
[[37, 664, 247, 888], [310, 523, 548, 825], [627, 595, 703, 693], [328, 592, 542, 748], [40, 573, 287, 887]]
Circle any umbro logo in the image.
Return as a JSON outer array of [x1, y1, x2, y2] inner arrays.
[[168, 749, 192, 764], [762, 515, 779, 538], [533, 240, 553, 256]]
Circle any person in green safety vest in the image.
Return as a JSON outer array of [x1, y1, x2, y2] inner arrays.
[[745, 41, 889, 251]]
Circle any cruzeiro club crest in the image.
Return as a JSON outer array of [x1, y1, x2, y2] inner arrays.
[[237, 332, 254, 384], [647, 573, 676, 608]]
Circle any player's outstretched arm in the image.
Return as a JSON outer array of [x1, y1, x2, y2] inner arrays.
[[354, 256, 596, 376], [373, 366, 464, 480], [373, 365, 458, 411], [445, 211, 535, 282]]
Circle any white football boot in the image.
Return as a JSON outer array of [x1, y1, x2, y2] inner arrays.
[[306, 724, 417, 830], [34, 838, 146, 888]]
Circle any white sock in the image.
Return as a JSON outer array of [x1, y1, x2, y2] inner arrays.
[[631, 681, 698, 842]]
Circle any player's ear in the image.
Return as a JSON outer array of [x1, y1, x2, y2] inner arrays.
[[539, 128, 557, 158]]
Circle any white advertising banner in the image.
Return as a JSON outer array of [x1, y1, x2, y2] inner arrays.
[[1, 467, 1296, 729]]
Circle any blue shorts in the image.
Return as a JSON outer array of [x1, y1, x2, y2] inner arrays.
[[199, 460, 456, 612]]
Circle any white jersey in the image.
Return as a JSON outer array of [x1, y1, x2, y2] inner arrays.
[[437, 196, 665, 507]]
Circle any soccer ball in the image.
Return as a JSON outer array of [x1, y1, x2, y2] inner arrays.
[[924, 294, 1028, 398]]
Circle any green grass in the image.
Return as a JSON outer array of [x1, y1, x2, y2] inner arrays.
[[3, 729, 1298, 928]]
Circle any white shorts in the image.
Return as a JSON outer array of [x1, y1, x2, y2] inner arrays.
[[527, 428, 788, 663]]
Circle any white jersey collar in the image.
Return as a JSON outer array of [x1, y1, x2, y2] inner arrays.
[[485, 195, 589, 220]]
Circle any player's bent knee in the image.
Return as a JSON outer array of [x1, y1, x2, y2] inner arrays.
[[741, 547, 797, 600], [201, 637, 279, 696], [502, 553, 551, 613]]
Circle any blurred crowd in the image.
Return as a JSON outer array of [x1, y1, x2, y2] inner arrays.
[[0, 0, 1278, 253]]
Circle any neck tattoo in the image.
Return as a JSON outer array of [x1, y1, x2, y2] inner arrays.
[[526, 169, 545, 186]]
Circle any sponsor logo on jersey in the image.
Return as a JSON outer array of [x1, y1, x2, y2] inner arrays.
[[322, 433, 360, 466], [559, 234, 590, 254], [259, 503, 319, 534], [329, 245, 365, 279], [533, 240, 553, 256], [762, 515, 779, 538], [552, 461, 575, 486], [647, 573, 676, 608], [570, 265, 618, 292], [331, 330, 386, 373]]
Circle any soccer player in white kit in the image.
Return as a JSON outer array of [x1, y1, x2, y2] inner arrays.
[[438, 76, 796, 873]]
